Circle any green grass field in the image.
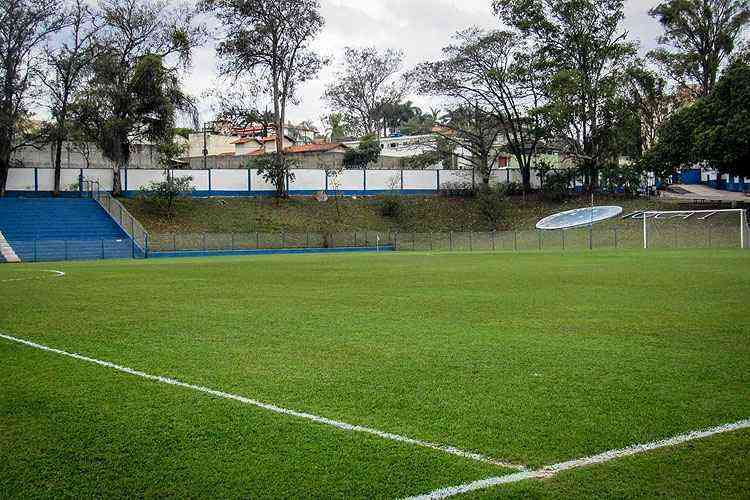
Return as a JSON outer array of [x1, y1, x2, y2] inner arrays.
[[1, 249, 749, 498]]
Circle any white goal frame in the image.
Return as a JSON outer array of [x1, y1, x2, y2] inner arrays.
[[641, 209, 748, 250]]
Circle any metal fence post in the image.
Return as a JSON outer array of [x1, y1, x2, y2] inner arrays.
[[429, 232, 433, 251], [562, 229, 566, 250], [144, 233, 149, 258], [173, 233, 177, 251], [354, 231, 357, 247], [491, 230, 496, 251], [101, 239, 105, 259], [538, 230, 542, 251], [256, 231, 260, 249], [64, 240, 68, 261], [588, 225, 593, 250], [33, 239, 37, 262], [412, 232, 416, 251], [449, 231, 453, 251], [469, 231, 473, 251], [513, 230, 518, 251]]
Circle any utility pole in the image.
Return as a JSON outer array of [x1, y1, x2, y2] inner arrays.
[[202, 123, 210, 170]]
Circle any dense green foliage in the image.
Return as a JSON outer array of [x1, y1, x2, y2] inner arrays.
[[1, 250, 748, 496], [342, 133, 382, 168], [644, 60, 750, 179]]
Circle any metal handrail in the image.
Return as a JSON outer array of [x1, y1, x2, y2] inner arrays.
[[87, 179, 149, 255]]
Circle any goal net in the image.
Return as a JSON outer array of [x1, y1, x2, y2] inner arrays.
[[641, 209, 748, 250]]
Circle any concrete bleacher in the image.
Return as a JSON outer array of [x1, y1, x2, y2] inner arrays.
[[0, 198, 133, 262]]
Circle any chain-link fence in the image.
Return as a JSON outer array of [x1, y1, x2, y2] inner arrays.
[[8, 239, 139, 262], [88, 180, 149, 252], [393, 221, 745, 252], [147, 231, 396, 253]]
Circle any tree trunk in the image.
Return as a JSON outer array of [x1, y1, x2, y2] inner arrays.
[[0, 121, 11, 197], [0, 163, 8, 198], [112, 161, 123, 196], [520, 162, 532, 193], [53, 137, 64, 197]]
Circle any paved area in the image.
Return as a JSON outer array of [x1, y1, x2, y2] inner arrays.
[[662, 184, 749, 201]]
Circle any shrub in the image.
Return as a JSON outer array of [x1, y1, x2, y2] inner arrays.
[[439, 180, 475, 198], [542, 170, 574, 200], [141, 174, 193, 217], [474, 185, 506, 227], [380, 195, 403, 219]]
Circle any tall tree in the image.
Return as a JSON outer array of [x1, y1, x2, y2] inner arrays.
[[433, 104, 506, 187], [493, 0, 637, 191], [41, 0, 100, 196], [72, 0, 203, 195], [323, 47, 410, 138], [649, 0, 750, 97], [321, 112, 350, 141], [694, 59, 750, 178], [205, 0, 325, 198], [413, 28, 548, 192], [642, 60, 750, 181], [624, 64, 675, 153], [0, 0, 66, 196]]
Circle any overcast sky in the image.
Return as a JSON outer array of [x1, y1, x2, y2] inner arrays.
[[182, 0, 664, 130]]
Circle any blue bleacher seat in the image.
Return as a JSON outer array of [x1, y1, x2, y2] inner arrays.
[[0, 198, 133, 262]]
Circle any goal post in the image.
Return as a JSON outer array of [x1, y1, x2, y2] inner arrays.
[[641, 209, 748, 250]]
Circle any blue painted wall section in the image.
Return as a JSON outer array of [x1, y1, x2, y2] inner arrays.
[[150, 245, 395, 259]]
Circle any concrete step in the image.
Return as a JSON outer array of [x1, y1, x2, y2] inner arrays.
[[0, 232, 20, 263]]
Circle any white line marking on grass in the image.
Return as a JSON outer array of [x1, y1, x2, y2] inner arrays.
[[404, 418, 750, 499], [0, 333, 526, 471], [0, 269, 65, 282]]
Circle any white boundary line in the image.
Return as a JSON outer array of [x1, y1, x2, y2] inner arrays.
[[404, 418, 750, 499], [0, 333, 526, 471], [0, 269, 65, 282]]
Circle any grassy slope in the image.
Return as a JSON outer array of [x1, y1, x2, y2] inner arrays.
[[1, 250, 748, 496], [121, 194, 676, 234]]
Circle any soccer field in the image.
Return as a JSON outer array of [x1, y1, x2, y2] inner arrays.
[[2, 250, 749, 498]]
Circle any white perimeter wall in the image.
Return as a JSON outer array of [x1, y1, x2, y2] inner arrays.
[[403, 170, 437, 190], [7, 167, 564, 194], [6, 168, 35, 191], [250, 169, 276, 192], [209, 169, 248, 191], [126, 170, 166, 191], [290, 169, 326, 191], [366, 170, 401, 191]]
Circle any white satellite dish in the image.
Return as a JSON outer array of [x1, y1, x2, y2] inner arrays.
[[536, 206, 623, 230]]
